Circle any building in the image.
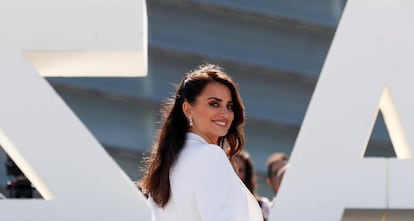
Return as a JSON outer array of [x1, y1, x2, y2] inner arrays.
[[1, 0, 393, 200]]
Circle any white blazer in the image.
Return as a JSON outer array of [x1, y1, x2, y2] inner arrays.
[[148, 133, 263, 221]]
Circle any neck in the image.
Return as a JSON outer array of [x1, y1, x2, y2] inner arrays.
[[189, 129, 217, 144]]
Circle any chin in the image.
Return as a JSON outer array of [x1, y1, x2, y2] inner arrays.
[[217, 131, 229, 137], [211, 128, 230, 139]]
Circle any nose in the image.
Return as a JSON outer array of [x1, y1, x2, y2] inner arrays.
[[220, 106, 231, 116], [219, 107, 233, 121]]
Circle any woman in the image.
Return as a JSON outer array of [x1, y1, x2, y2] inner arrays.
[[141, 64, 263, 221], [231, 151, 272, 220]]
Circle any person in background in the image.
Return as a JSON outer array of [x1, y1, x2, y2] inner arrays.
[[141, 64, 263, 221], [266, 152, 289, 200], [231, 150, 271, 221]]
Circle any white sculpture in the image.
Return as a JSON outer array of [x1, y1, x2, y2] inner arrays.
[[270, 0, 414, 220], [0, 0, 150, 220]]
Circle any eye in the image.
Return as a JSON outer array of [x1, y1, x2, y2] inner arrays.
[[226, 104, 233, 110], [209, 102, 219, 107]]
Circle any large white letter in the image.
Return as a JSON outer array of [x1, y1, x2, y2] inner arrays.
[[270, 0, 414, 220], [0, 0, 150, 220]]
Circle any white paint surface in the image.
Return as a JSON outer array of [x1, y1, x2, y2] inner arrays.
[[269, 0, 414, 220], [0, 0, 150, 220]]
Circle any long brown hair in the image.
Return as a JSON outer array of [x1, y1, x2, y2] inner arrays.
[[141, 64, 245, 207]]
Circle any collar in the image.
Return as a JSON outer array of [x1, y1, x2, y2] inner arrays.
[[186, 132, 209, 144]]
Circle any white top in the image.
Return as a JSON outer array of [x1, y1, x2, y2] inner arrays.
[[148, 133, 263, 221]]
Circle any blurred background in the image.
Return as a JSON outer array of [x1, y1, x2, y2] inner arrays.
[[0, 0, 395, 200]]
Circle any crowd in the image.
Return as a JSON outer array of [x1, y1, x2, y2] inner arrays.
[[231, 151, 289, 221]]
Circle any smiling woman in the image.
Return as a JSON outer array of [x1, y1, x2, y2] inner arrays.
[[141, 64, 263, 221], [182, 81, 235, 144]]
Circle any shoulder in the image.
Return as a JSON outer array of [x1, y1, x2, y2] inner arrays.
[[179, 142, 229, 171], [183, 137, 227, 157], [187, 143, 232, 175], [196, 148, 236, 187], [183, 133, 227, 159], [199, 143, 226, 155], [193, 144, 228, 162]]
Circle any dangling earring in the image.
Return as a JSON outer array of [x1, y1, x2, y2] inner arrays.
[[189, 116, 193, 127]]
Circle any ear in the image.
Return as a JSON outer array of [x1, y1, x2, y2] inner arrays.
[[182, 101, 191, 118]]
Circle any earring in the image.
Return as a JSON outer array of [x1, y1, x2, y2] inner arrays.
[[189, 116, 193, 127]]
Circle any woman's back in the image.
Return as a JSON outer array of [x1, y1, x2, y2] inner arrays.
[[149, 133, 263, 221], [143, 64, 263, 221]]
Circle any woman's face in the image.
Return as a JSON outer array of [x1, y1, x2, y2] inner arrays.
[[186, 82, 234, 144]]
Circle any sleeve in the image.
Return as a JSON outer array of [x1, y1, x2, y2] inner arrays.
[[192, 145, 246, 221]]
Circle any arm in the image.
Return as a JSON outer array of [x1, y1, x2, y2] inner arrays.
[[193, 145, 246, 221]]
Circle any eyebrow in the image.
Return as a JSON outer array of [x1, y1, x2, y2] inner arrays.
[[207, 97, 222, 102], [207, 97, 233, 103]]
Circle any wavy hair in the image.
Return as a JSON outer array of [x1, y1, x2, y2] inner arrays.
[[141, 64, 245, 207]]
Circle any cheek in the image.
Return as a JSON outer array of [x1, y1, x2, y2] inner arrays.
[[229, 112, 235, 122], [194, 108, 212, 121], [200, 107, 214, 116]]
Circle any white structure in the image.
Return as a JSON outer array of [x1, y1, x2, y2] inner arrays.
[[270, 0, 414, 220], [0, 0, 150, 220]]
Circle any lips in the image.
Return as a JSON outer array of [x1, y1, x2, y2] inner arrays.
[[213, 120, 227, 127]]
